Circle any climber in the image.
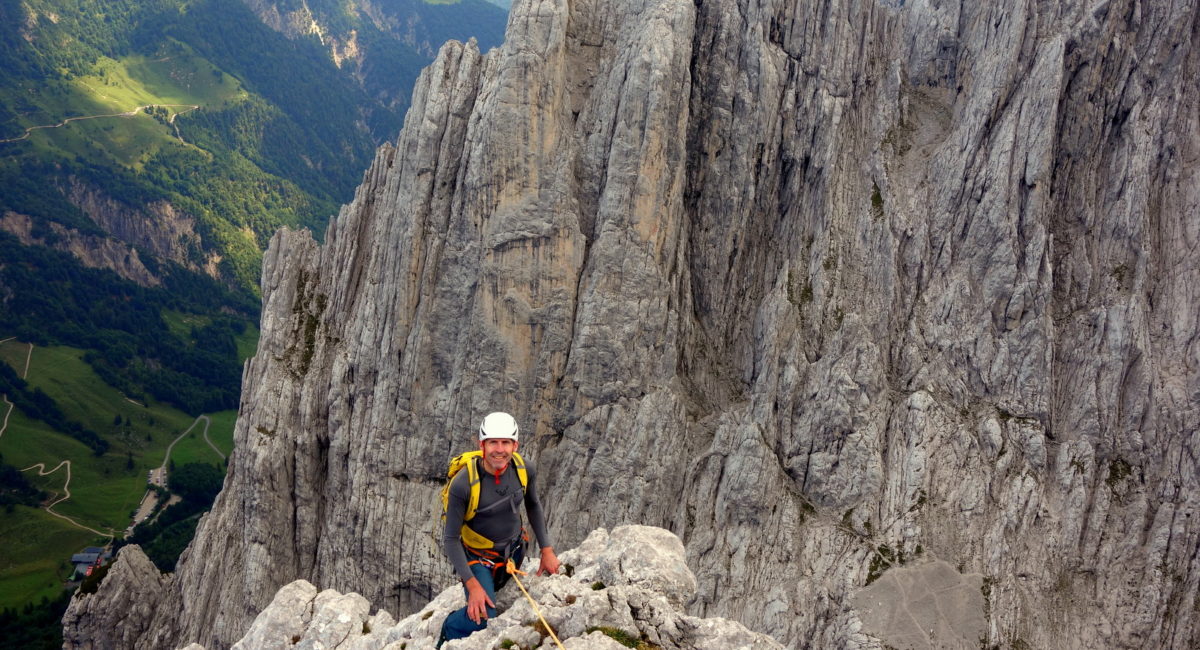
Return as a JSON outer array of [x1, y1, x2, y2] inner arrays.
[[438, 411, 560, 647]]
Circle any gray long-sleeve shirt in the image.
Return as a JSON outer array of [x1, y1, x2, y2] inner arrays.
[[442, 455, 553, 582]]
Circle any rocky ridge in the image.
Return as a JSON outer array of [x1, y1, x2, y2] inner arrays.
[[65, 0, 1199, 649], [175, 526, 782, 650]]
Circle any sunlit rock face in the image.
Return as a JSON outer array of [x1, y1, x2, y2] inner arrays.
[[64, 0, 1199, 648]]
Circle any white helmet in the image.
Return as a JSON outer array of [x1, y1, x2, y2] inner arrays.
[[479, 412, 519, 441]]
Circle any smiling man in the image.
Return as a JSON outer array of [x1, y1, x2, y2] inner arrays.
[[438, 411, 559, 647]]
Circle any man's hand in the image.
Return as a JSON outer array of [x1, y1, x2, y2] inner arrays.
[[536, 546, 560, 576], [465, 577, 494, 624]]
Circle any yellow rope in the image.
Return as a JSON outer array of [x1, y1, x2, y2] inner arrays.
[[506, 559, 566, 650]]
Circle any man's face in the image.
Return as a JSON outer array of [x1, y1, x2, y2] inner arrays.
[[480, 438, 517, 473]]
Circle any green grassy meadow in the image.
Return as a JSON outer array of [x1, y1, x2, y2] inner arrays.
[[162, 309, 213, 341], [3, 407, 137, 531], [0, 337, 237, 611], [13, 48, 246, 170], [0, 507, 103, 611], [100, 47, 243, 109], [164, 412, 233, 468]]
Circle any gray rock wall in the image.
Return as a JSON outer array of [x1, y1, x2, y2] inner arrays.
[[65, 0, 1199, 648]]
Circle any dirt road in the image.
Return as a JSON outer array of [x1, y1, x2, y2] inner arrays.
[[0, 103, 200, 144], [21, 460, 114, 539]]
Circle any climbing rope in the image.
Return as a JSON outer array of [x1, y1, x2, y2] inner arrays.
[[506, 559, 566, 650]]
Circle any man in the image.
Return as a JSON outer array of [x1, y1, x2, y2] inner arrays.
[[438, 411, 560, 646]]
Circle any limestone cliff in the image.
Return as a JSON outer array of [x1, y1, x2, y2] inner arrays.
[[0, 211, 161, 287], [2, 177, 221, 284], [65, 0, 1199, 648], [61, 178, 214, 275]]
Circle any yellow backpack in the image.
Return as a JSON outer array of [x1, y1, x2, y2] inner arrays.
[[439, 450, 528, 549]]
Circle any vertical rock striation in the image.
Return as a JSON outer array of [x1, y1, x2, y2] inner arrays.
[[66, 0, 1199, 648]]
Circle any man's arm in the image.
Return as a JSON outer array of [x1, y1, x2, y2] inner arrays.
[[442, 471, 476, 583], [444, 469, 494, 622], [523, 462, 560, 576]]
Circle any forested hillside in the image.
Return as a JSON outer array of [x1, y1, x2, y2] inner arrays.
[[0, 1, 507, 646], [0, 0, 506, 420]]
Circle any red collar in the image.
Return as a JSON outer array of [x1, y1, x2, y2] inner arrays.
[[480, 457, 508, 484]]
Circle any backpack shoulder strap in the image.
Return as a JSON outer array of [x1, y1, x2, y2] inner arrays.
[[511, 451, 528, 491], [464, 450, 483, 521]]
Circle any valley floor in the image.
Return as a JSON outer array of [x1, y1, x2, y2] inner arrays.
[[0, 338, 234, 611]]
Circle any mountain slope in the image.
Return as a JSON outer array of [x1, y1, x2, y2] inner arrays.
[[2, 0, 378, 289], [0, 1, 506, 643], [0, 0, 507, 285], [0, 0, 507, 446]]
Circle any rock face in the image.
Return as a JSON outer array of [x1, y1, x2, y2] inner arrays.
[[65, 0, 1199, 649], [3, 178, 221, 284], [852, 560, 988, 649], [61, 545, 171, 650], [0, 211, 162, 287], [186, 526, 782, 650], [62, 178, 212, 274]]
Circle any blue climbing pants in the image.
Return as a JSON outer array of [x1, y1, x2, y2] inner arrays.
[[440, 545, 525, 642]]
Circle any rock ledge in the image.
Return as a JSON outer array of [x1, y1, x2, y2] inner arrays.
[[191, 526, 781, 650]]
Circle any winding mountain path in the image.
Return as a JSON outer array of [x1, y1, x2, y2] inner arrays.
[[129, 414, 219, 534], [0, 394, 12, 440], [3, 339, 223, 540], [199, 415, 225, 462], [0, 103, 200, 144], [0, 338, 19, 441], [1, 337, 19, 440], [21, 341, 32, 379], [0, 339, 113, 539], [20, 460, 114, 539], [159, 414, 215, 471], [1, 338, 20, 439]]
